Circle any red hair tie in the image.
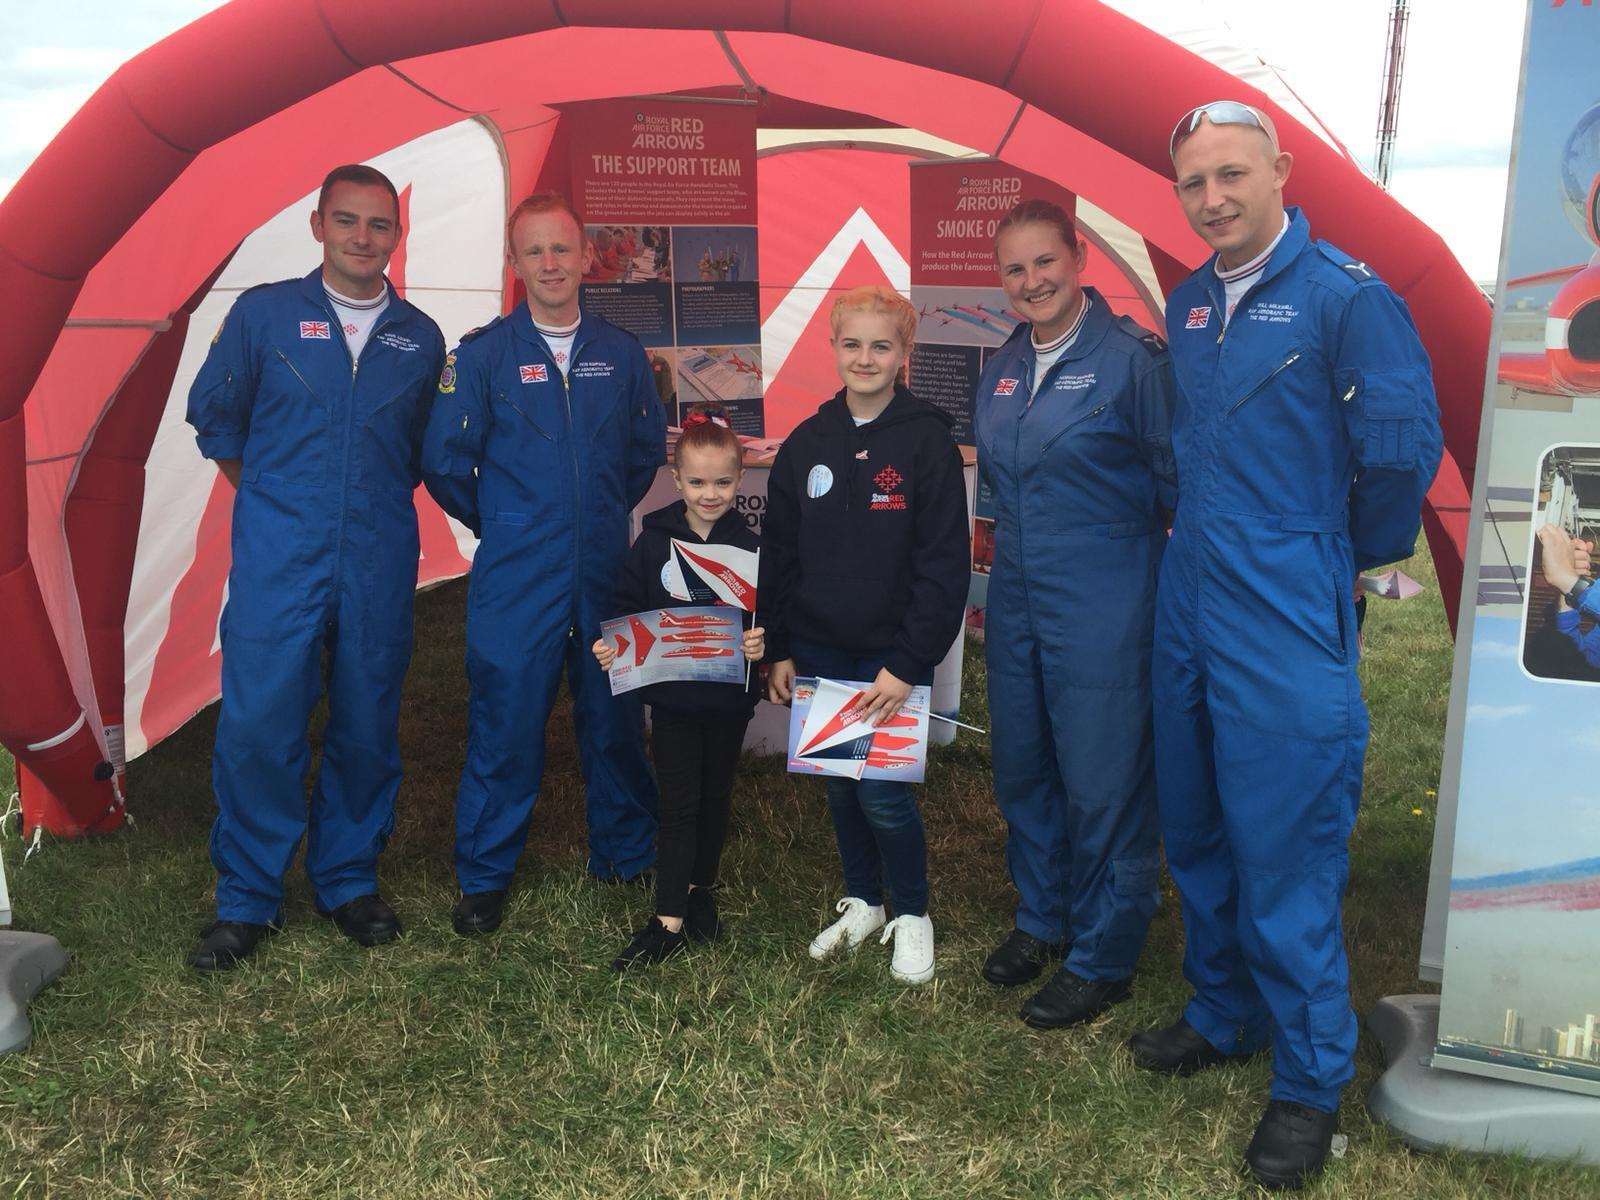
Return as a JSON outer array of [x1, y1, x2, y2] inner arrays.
[[683, 408, 731, 430]]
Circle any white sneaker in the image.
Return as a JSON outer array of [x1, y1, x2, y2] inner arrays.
[[881, 914, 935, 985], [808, 897, 886, 960]]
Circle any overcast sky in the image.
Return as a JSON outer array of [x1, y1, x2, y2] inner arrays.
[[0, 0, 1526, 281]]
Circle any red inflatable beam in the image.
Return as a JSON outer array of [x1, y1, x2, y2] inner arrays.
[[0, 0, 1487, 833]]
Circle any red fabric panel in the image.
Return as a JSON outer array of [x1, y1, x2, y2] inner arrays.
[[0, 558, 82, 747], [64, 319, 192, 731], [561, 0, 787, 29], [416, 492, 472, 582], [392, 30, 738, 113], [0, 82, 194, 283], [18, 745, 123, 837], [789, 0, 1038, 83], [24, 329, 150, 465], [117, 0, 357, 151], [1143, 237, 1191, 302], [323, 0, 563, 65], [728, 33, 1020, 155], [0, 261, 87, 421], [0, 413, 26, 573]]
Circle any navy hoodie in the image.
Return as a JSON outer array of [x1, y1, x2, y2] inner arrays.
[[612, 500, 762, 717], [758, 384, 969, 684]]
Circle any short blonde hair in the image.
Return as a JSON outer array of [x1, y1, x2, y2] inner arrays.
[[829, 285, 917, 353], [506, 192, 585, 254]]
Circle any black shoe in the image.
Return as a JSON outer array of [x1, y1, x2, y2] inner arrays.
[[188, 919, 278, 972], [982, 928, 1066, 986], [452, 889, 506, 937], [1128, 1017, 1256, 1076], [320, 894, 402, 947], [685, 887, 723, 944], [612, 917, 687, 971], [1245, 1100, 1338, 1190], [1019, 968, 1131, 1029]]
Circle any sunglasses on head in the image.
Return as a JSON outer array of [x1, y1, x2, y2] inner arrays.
[[1169, 101, 1277, 160]]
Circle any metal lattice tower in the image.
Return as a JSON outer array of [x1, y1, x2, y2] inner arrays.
[[1374, 0, 1411, 188]]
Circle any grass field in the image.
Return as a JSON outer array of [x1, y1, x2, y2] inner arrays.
[[0, 543, 1594, 1198]]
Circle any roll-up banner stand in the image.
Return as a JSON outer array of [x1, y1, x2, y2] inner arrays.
[[1371, 0, 1600, 1161], [570, 97, 764, 436], [906, 159, 1077, 629]]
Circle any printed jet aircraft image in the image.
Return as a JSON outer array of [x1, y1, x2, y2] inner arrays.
[[656, 611, 727, 629], [661, 645, 735, 660], [1499, 103, 1600, 396], [659, 631, 735, 644]]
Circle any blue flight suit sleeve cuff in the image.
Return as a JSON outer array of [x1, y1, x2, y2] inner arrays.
[[195, 432, 247, 460]]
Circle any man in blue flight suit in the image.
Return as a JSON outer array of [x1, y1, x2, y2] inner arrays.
[[975, 200, 1177, 1030], [185, 164, 446, 971], [423, 193, 665, 936], [1135, 103, 1442, 1189]]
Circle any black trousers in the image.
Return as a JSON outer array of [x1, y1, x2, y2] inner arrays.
[[650, 709, 751, 918]]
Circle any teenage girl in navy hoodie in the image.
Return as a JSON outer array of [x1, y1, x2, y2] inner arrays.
[[592, 405, 764, 969], [760, 285, 970, 985]]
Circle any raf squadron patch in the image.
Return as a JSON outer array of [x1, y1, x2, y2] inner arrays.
[[439, 352, 457, 394]]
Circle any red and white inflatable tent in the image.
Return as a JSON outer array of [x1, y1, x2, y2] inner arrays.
[[0, 0, 1486, 835]]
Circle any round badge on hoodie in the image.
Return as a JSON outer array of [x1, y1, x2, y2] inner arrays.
[[806, 464, 834, 499]]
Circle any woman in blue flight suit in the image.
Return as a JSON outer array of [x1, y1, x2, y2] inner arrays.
[[975, 199, 1178, 1029]]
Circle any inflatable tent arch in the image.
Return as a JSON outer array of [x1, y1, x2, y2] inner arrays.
[[0, 0, 1486, 835]]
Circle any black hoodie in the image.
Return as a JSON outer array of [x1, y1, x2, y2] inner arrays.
[[611, 500, 762, 717], [758, 384, 969, 684]]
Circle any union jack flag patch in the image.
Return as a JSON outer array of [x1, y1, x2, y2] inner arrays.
[[519, 364, 548, 384], [994, 378, 1019, 396], [1185, 307, 1211, 330], [299, 321, 331, 339]]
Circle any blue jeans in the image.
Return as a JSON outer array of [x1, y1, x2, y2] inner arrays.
[[791, 640, 930, 918]]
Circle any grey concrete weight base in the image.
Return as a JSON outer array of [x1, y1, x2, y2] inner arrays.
[[1367, 994, 1600, 1166], [0, 932, 69, 1054]]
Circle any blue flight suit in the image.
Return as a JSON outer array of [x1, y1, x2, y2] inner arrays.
[[186, 268, 445, 923], [421, 305, 666, 889], [1156, 208, 1442, 1110], [976, 289, 1177, 981], [1556, 585, 1600, 668]]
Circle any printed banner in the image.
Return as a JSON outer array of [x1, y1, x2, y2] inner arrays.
[[571, 98, 764, 434], [600, 606, 746, 695], [908, 159, 1077, 629], [1430, 0, 1600, 1098], [907, 159, 1079, 446], [786, 677, 930, 783]]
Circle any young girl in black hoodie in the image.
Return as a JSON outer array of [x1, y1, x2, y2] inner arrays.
[[760, 285, 970, 985], [592, 405, 764, 969]]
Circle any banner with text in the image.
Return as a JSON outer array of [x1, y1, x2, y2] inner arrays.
[[571, 98, 763, 435], [908, 159, 1077, 627]]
